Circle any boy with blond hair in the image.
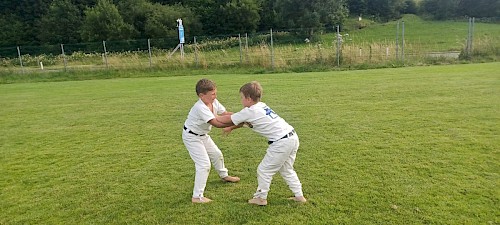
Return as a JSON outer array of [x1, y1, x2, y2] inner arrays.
[[217, 81, 306, 206], [182, 78, 240, 203]]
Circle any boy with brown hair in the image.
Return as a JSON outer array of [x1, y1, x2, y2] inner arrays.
[[216, 81, 306, 206], [182, 78, 240, 203]]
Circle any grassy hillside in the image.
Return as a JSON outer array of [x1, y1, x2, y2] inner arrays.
[[1, 63, 498, 224], [335, 14, 500, 51]]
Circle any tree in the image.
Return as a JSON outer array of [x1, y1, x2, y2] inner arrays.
[[117, 1, 202, 39], [219, 0, 261, 34], [366, 0, 405, 21], [0, 15, 29, 47], [150, 0, 213, 8], [347, 0, 367, 16], [38, 0, 83, 44], [258, 0, 279, 30], [74, 0, 97, 9], [267, 0, 348, 37], [143, 3, 195, 38], [116, 0, 151, 39], [314, 0, 349, 28], [402, 0, 418, 14], [0, 0, 52, 46], [199, 0, 261, 35], [421, 0, 459, 20], [457, 0, 500, 17], [80, 0, 135, 41]]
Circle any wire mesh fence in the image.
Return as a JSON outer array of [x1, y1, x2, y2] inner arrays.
[[0, 19, 498, 74]]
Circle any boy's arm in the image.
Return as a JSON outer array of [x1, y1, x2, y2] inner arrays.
[[222, 123, 243, 135], [215, 113, 249, 134], [208, 114, 235, 128], [216, 114, 233, 124]]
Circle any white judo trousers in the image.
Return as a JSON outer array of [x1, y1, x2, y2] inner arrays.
[[182, 130, 229, 198], [254, 134, 303, 199]]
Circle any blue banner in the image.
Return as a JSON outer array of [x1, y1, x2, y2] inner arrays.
[[179, 25, 185, 44]]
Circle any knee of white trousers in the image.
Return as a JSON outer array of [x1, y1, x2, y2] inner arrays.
[[257, 166, 269, 178], [257, 166, 275, 187], [195, 163, 211, 173], [211, 153, 228, 177], [212, 149, 223, 158], [210, 151, 224, 166]]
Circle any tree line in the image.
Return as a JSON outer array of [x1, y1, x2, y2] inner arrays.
[[0, 0, 497, 47]]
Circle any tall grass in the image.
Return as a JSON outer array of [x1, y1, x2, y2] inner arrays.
[[1, 15, 499, 75]]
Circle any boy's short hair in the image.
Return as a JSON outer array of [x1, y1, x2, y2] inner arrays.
[[240, 81, 262, 102], [196, 79, 216, 95]]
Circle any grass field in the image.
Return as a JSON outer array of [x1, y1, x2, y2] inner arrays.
[[1, 63, 499, 224]]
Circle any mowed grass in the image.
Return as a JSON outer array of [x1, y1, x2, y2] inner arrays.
[[1, 63, 499, 224]]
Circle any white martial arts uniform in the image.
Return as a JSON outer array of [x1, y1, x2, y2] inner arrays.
[[231, 102, 304, 199], [182, 98, 229, 198]]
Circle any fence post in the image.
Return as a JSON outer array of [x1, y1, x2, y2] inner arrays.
[[369, 45, 372, 62], [471, 17, 475, 54], [239, 34, 242, 64], [194, 37, 198, 67], [396, 21, 400, 61], [17, 46, 24, 74], [402, 21, 405, 64], [466, 17, 471, 55], [466, 17, 475, 57], [148, 39, 152, 68], [61, 44, 67, 72], [336, 26, 340, 67], [103, 40, 108, 69], [245, 33, 249, 64], [270, 29, 274, 69]]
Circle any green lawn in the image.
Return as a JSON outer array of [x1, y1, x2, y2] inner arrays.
[[1, 63, 499, 224]]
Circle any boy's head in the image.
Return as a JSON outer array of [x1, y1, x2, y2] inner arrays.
[[239, 81, 262, 106], [196, 79, 217, 104], [196, 79, 216, 95]]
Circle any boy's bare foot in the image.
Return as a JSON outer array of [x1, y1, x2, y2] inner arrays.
[[221, 176, 240, 183], [288, 196, 307, 203], [192, 197, 212, 203], [248, 197, 267, 206]]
